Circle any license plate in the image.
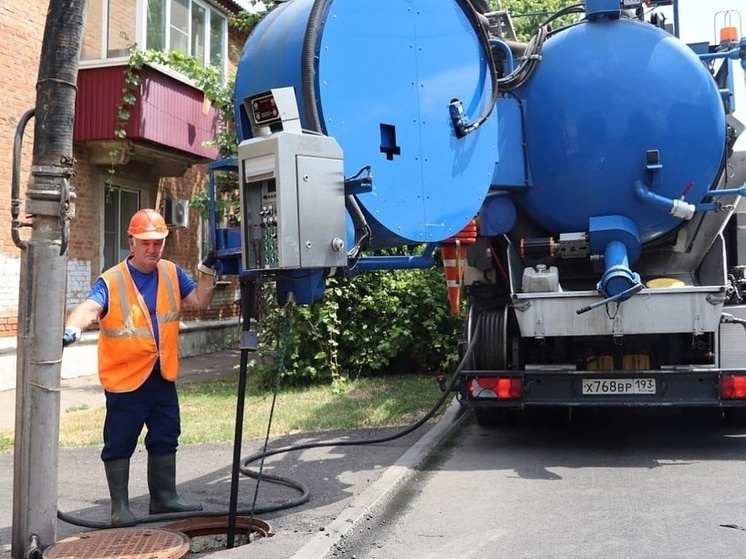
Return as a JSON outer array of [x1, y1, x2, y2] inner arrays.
[[581, 378, 656, 395]]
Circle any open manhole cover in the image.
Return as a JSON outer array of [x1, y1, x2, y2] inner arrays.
[[165, 516, 274, 553], [43, 527, 190, 559]]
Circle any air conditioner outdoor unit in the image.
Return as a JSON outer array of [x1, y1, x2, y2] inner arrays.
[[165, 199, 189, 229]]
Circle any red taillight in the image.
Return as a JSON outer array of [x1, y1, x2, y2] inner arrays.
[[468, 377, 523, 400], [720, 375, 746, 400]]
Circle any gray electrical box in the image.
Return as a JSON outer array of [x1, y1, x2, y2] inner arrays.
[[238, 131, 346, 271]]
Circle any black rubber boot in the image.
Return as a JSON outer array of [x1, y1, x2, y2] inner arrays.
[[147, 453, 202, 514], [104, 459, 137, 527]]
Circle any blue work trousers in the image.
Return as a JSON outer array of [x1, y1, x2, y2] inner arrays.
[[101, 370, 181, 462]]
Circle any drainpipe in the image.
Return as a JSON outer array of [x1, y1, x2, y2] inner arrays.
[[12, 1, 88, 558]]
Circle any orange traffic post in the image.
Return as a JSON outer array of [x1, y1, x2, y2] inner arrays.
[[441, 242, 465, 314], [441, 219, 478, 314]]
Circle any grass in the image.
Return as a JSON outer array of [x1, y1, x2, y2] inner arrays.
[[0, 373, 447, 452]]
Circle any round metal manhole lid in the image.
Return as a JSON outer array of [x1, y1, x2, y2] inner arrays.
[[43, 527, 190, 559]]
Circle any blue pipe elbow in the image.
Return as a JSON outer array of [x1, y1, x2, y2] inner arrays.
[[489, 39, 515, 75], [633, 180, 695, 220], [596, 240, 641, 300]]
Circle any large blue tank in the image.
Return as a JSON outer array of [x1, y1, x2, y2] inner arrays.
[[514, 17, 726, 244], [234, 0, 498, 247]]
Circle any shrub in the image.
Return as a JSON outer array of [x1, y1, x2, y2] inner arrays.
[[256, 259, 462, 389]]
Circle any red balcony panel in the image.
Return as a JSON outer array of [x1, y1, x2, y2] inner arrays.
[[74, 64, 219, 160]]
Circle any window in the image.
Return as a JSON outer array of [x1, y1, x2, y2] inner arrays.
[[82, 0, 228, 78], [103, 188, 140, 271], [146, 0, 227, 76], [191, 3, 207, 63], [146, 0, 166, 51], [169, 0, 190, 55], [81, 0, 138, 60]]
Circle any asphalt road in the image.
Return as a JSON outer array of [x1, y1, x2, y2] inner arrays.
[[337, 407, 746, 559]]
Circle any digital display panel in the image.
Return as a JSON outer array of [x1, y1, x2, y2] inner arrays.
[[251, 94, 279, 125]]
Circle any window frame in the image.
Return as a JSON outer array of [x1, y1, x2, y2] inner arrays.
[[143, 0, 228, 78], [80, 0, 229, 80], [102, 186, 141, 272]]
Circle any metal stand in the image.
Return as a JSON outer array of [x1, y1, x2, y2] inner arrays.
[[226, 278, 257, 548]]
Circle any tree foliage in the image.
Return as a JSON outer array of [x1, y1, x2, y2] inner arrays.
[[230, 1, 282, 34], [490, 0, 583, 40]]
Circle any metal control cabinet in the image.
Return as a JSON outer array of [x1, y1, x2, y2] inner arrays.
[[238, 131, 346, 271]]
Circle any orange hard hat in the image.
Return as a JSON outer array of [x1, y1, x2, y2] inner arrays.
[[127, 209, 169, 240]]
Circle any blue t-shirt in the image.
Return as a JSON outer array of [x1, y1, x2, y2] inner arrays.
[[87, 259, 197, 350]]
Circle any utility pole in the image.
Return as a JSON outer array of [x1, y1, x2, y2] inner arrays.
[[11, 1, 88, 557]]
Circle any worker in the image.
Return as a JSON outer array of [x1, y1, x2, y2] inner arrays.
[[62, 208, 219, 527]]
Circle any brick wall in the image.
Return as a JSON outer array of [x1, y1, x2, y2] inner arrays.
[[0, 1, 46, 337], [0, 1, 245, 337], [0, 255, 21, 327], [68, 147, 106, 277]]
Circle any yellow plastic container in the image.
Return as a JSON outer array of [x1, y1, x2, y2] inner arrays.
[[646, 277, 685, 289]]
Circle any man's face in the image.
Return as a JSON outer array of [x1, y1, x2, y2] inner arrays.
[[129, 237, 165, 272]]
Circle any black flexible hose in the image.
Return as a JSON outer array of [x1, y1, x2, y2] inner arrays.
[[498, 4, 585, 91], [300, 0, 329, 133], [456, 0, 501, 136], [240, 338, 473, 474], [56, 468, 311, 530], [57, 323, 479, 530]]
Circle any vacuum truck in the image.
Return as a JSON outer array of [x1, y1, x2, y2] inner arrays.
[[210, 0, 746, 424]]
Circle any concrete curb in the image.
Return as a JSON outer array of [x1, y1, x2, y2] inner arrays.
[[289, 396, 466, 559]]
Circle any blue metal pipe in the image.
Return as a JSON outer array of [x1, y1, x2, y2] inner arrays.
[[351, 243, 437, 272], [697, 184, 746, 212], [489, 39, 515, 74], [703, 185, 746, 198], [597, 240, 641, 299], [697, 47, 743, 62], [207, 158, 238, 249], [632, 180, 695, 220], [207, 166, 217, 249]]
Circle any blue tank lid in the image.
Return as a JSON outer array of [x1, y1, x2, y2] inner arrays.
[[234, 0, 498, 246]]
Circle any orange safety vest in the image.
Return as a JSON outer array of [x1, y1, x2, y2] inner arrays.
[[98, 260, 182, 392]]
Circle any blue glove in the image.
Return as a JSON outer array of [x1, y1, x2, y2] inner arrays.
[[198, 249, 219, 276], [63, 327, 81, 347]]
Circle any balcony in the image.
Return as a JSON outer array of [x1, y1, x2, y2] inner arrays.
[[74, 63, 219, 176]]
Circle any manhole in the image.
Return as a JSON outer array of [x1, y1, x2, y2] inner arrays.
[[164, 516, 274, 553], [43, 527, 190, 559]]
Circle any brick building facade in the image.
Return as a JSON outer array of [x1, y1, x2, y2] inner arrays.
[[0, 0, 247, 387]]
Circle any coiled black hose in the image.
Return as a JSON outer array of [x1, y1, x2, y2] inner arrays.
[[57, 321, 480, 530]]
